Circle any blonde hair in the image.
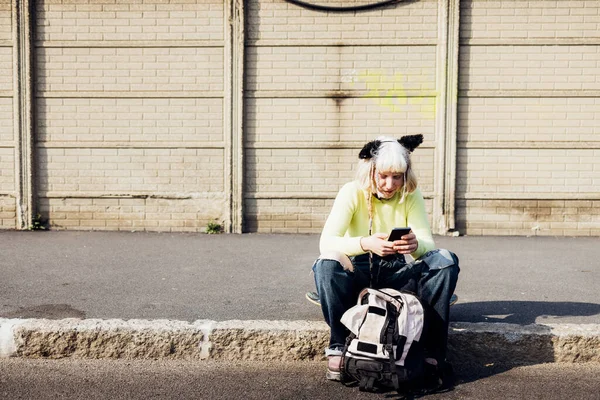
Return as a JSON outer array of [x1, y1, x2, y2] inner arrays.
[[356, 136, 418, 195]]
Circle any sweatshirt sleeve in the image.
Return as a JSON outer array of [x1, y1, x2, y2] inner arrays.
[[319, 183, 366, 256], [407, 188, 435, 259]]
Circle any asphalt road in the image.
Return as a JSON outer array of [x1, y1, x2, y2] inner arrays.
[[1, 231, 599, 324], [1, 359, 600, 400]]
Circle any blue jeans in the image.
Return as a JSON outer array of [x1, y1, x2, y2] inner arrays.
[[312, 249, 459, 359]]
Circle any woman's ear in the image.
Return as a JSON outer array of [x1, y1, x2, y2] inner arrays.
[[358, 140, 381, 159], [398, 134, 424, 153]]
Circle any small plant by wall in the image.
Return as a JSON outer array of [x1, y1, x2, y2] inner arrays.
[[29, 214, 48, 231], [206, 221, 223, 234]]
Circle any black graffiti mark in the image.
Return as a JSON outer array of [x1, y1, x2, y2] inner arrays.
[[283, 0, 405, 13]]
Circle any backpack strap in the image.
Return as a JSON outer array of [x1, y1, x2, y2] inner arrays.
[[339, 333, 355, 385], [384, 308, 401, 391]]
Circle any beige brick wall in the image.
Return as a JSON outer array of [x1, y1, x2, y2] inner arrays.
[[35, 0, 224, 42], [0, 97, 13, 143], [458, 97, 600, 142], [245, 144, 436, 233], [245, 97, 436, 143], [246, 147, 436, 196], [246, 197, 435, 235], [0, 146, 14, 192], [459, 45, 600, 91], [247, 0, 438, 42], [36, 47, 224, 93], [33, 0, 227, 232], [39, 196, 223, 231], [461, 0, 600, 40], [0, 0, 14, 229], [0, 145, 15, 229], [245, 198, 331, 234], [245, 0, 440, 233], [37, 98, 223, 143], [457, 148, 600, 195], [0, 47, 12, 92], [0, 194, 16, 229], [457, 199, 600, 237], [0, 0, 10, 42], [4, 0, 599, 236], [457, 0, 600, 236], [246, 46, 436, 92], [245, 148, 357, 196], [37, 148, 224, 193]]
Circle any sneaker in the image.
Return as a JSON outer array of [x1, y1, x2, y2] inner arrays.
[[421, 359, 455, 394], [449, 293, 458, 306], [326, 355, 342, 381], [305, 291, 320, 306]]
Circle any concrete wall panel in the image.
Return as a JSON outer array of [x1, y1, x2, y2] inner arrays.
[[461, 0, 600, 40], [247, 0, 438, 42], [245, 197, 435, 234], [245, 146, 435, 207], [460, 45, 600, 92], [37, 148, 224, 194], [39, 196, 226, 232], [0, 195, 16, 228], [0, 0, 14, 229], [37, 98, 223, 143], [457, 148, 600, 196], [458, 97, 600, 143], [245, 0, 441, 233], [0, 47, 12, 92], [35, 47, 224, 93], [35, 0, 224, 42], [457, 0, 600, 236], [0, 97, 12, 143], [3, 0, 597, 235], [0, 147, 15, 192], [246, 46, 436, 93], [246, 97, 436, 144], [0, 0, 11, 42], [457, 199, 600, 237], [30, 0, 227, 232]]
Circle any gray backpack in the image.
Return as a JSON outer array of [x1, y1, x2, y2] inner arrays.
[[340, 288, 427, 393]]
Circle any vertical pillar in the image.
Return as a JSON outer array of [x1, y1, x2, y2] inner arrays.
[[443, 0, 461, 233], [224, 0, 245, 233], [13, 0, 34, 229], [434, 0, 460, 235]]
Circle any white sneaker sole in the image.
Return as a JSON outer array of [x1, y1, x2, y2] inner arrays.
[[305, 291, 320, 306], [326, 370, 341, 381]]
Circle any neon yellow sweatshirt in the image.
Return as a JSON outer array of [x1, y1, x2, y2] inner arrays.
[[319, 181, 435, 259]]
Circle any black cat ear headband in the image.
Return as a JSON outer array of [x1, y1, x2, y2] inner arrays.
[[358, 134, 424, 159]]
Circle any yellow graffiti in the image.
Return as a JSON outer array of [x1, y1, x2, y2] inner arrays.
[[347, 69, 435, 119]]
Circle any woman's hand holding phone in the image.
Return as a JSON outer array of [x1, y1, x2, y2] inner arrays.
[[360, 233, 396, 257], [361, 228, 419, 256], [388, 227, 418, 255]]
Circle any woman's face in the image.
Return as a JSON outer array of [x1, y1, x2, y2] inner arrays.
[[375, 170, 404, 199]]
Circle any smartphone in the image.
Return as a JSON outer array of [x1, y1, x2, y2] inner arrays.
[[388, 227, 411, 242]]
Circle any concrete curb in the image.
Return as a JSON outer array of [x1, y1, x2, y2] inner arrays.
[[1, 318, 599, 364]]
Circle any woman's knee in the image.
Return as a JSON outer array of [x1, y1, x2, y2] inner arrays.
[[442, 249, 460, 279], [420, 248, 460, 273], [419, 250, 459, 288], [438, 262, 459, 282], [312, 258, 344, 279], [318, 250, 354, 272]]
